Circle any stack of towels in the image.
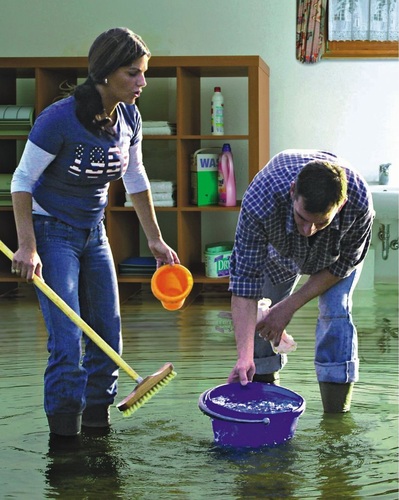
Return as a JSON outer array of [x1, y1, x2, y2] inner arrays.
[[125, 179, 176, 207], [142, 121, 176, 136]]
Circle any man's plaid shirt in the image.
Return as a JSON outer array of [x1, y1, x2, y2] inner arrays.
[[229, 150, 374, 299]]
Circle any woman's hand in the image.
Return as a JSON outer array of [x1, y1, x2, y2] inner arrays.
[[12, 247, 43, 282], [148, 237, 180, 267]]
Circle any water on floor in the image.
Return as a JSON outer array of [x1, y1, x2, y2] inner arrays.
[[0, 283, 397, 499]]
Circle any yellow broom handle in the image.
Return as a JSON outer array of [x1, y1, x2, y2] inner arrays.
[[0, 240, 142, 382]]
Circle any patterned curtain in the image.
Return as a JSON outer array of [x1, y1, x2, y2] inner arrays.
[[329, 0, 399, 41], [296, 0, 328, 63]]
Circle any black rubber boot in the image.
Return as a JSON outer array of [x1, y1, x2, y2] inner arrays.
[[48, 433, 82, 454], [319, 382, 354, 413], [252, 372, 280, 385], [47, 414, 82, 436], [82, 405, 110, 428]]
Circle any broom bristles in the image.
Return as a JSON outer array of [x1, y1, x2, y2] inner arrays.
[[120, 371, 176, 417], [116, 362, 176, 416]]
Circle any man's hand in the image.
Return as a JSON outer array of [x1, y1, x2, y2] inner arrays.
[[227, 357, 256, 386], [256, 299, 296, 346]]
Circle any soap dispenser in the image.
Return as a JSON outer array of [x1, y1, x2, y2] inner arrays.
[[379, 163, 391, 185]]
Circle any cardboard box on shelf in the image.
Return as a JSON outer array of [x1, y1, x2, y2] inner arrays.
[[190, 148, 219, 206]]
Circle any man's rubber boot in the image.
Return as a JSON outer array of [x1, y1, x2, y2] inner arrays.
[[252, 372, 280, 385], [319, 382, 354, 413]]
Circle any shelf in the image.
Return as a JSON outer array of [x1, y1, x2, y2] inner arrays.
[[143, 135, 178, 140], [108, 204, 240, 211], [180, 205, 241, 212], [108, 206, 178, 212], [0, 134, 29, 140], [142, 135, 249, 140], [181, 135, 248, 140], [0, 55, 269, 300], [117, 274, 229, 284], [0, 278, 22, 285], [116, 268, 230, 286]]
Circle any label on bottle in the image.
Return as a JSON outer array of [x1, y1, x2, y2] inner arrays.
[[218, 150, 236, 206], [218, 167, 226, 205], [211, 93, 224, 135]]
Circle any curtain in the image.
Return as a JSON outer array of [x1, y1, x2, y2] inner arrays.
[[296, 0, 328, 63], [329, 0, 399, 41]]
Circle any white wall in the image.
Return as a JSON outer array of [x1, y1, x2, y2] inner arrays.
[[1, 0, 398, 181], [1, 0, 398, 275]]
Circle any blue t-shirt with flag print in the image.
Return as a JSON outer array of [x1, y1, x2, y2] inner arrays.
[[29, 95, 141, 229]]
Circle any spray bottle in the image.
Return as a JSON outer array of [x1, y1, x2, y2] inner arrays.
[[218, 143, 236, 207]]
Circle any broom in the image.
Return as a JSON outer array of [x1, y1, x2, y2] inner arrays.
[[0, 240, 176, 417]]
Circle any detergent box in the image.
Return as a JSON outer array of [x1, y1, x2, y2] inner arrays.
[[204, 241, 233, 278], [190, 148, 219, 206]]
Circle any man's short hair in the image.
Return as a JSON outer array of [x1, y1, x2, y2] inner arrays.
[[294, 161, 347, 213]]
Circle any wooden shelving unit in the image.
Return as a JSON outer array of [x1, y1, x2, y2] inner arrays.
[[0, 56, 270, 300]]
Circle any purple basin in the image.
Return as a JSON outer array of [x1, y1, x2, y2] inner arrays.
[[198, 382, 306, 448]]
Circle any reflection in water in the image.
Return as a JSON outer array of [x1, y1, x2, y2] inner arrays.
[[209, 443, 301, 498], [0, 284, 397, 498], [315, 414, 363, 499], [377, 318, 398, 354], [46, 431, 125, 499]]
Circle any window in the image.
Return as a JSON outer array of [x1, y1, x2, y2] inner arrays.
[[323, 0, 399, 58]]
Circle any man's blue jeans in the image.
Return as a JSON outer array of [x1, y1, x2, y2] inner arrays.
[[259, 265, 362, 384], [33, 215, 122, 419]]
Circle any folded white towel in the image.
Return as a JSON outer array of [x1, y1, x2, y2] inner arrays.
[[150, 180, 176, 193], [124, 199, 176, 208], [152, 192, 175, 201], [125, 191, 175, 203], [143, 126, 176, 136], [153, 199, 176, 207], [143, 121, 172, 127], [142, 121, 176, 136]]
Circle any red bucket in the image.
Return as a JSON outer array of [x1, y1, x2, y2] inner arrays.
[[198, 382, 305, 448]]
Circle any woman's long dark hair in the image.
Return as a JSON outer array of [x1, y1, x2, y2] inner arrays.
[[74, 27, 150, 133]]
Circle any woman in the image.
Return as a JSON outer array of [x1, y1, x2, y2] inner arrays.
[[11, 27, 179, 437]]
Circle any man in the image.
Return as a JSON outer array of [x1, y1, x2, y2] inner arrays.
[[227, 149, 374, 412]]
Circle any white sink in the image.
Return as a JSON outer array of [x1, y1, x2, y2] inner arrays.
[[368, 184, 399, 221]]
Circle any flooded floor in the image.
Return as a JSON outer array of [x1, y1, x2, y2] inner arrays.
[[0, 283, 398, 499]]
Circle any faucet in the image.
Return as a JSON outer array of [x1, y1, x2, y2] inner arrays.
[[379, 163, 391, 185]]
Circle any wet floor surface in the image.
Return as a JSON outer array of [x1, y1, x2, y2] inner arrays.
[[0, 283, 398, 499]]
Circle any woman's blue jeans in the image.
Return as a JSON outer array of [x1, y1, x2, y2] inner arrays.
[[33, 215, 122, 419], [260, 265, 362, 384]]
